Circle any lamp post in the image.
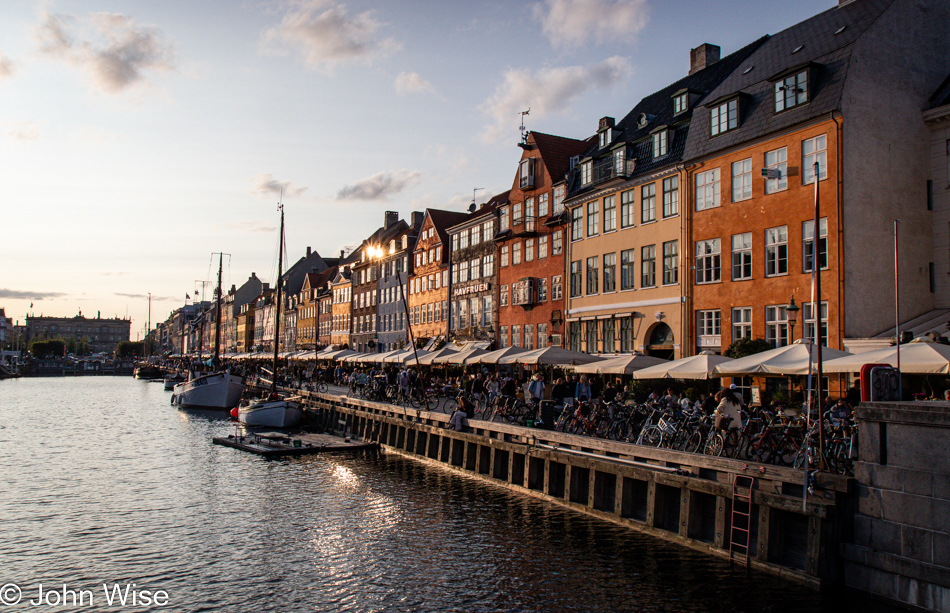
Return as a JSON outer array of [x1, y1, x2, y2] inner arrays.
[[786, 296, 800, 345]]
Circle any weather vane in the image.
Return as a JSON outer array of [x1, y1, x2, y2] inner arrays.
[[519, 108, 530, 143], [470, 187, 484, 212]]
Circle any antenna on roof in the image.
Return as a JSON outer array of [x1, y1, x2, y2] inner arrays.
[[470, 187, 484, 212], [519, 108, 530, 144]]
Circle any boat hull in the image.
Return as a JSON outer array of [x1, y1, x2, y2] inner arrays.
[[238, 399, 302, 428], [171, 372, 245, 410]]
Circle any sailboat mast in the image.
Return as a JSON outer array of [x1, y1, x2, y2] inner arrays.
[[214, 252, 223, 363], [146, 292, 151, 360], [272, 201, 284, 394]]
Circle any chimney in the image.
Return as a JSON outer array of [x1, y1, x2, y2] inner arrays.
[[411, 211, 424, 228], [306, 246, 311, 257], [689, 43, 720, 75], [385, 211, 399, 228], [340, 249, 345, 259]]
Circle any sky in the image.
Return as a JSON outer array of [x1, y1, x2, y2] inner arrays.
[[0, 0, 834, 339]]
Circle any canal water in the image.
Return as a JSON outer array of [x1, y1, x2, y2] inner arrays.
[[0, 377, 885, 612]]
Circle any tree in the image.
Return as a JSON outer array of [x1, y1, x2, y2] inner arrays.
[[116, 341, 144, 359], [724, 337, 772, 359], [31, 339, 66, 358]]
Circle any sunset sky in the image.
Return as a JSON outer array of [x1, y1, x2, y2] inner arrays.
[[0, 0, 831, 338]]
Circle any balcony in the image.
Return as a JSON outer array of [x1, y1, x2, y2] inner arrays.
[[511, 216, 538, 236], [568, 155, 636, 195]]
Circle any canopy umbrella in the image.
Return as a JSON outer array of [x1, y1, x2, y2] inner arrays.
[[498, 346, 605, 366], [822, 339, 950, 374], [386, 349, 431, 365], [574, 353, 670, 375], [341, 352, 373, 363], [329, 349, 359, 361], [410, 346, 458, 365], [473, 346, 530, 364], [357, 349, 397, 363], [433, 348, 488, 364], [629, 351, 735, 379], [713, 340, 851, 377]]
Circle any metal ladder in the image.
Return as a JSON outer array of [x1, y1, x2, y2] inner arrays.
[[729, 475, 755, 566]]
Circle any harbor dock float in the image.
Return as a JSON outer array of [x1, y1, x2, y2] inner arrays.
[[213, 430, 378, 457]]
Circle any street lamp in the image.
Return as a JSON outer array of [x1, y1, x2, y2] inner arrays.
[[786, 296, 800, 344]]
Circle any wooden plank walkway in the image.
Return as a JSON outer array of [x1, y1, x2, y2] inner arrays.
[[212, 430, 378, 457]]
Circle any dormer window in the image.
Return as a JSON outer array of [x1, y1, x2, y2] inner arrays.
[[519, 157, 536, 189], [637, 113, 650, 128], [569, 155, 579, 169], [710, 98, 739, 136], [580, 160, 592, 186], [389, 239, 396, 253], [774, 69, 808, 112], [599, 129, 612, 148], [673, 92, 688, 114], [652, 128, 669, 158], [402, 235, 408, 249]]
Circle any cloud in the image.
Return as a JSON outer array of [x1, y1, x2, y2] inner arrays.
[[223, 220, 277, 234], [0, 289, 68, 300], [337, 169, 421, 201], [394, 71, 433, 95], [4, 120, 41, 142], [480, 56, 630, 143], [533, 0, 649, 50], [250, 173, 308, 199], [34, 10, 175, 94], [260, 0, 399, 74], [0, 54, 15, 80], [99, 271, 130, 276]]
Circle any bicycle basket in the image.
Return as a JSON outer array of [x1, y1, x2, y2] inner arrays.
[[658, 417, 677, 436]]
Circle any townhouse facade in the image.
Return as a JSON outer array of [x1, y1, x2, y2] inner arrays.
[[376, 214, 422, 352], [329, 269, 353, 348], [408, 209, 469, 345], [497, 132, 590, 351]]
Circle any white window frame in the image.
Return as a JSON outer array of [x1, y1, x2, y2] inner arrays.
[[711, 99, 738, 136], [695, 238, 721, 284], [802, 134, 827, 185], [732, 232, 752, 281], [732, 307, 752, 341], [765, 226, 788, 277], [732, 158, 752, 202], [764, 147, 788, 194], [695, 169, 720, 211]]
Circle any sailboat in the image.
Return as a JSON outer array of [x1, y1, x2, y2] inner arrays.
[[134, 294, 163, 379], [239, 199, 303, 428], [171, 254, 245, 409]]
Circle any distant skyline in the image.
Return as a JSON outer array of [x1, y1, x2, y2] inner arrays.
[[1, 0, 833, 338]]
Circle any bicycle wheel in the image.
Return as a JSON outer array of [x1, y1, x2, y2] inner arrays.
[[639, 425, 662, 447], [779, 437, 801, 466], [409, 394, 424, 409], [684, 431, 704, 454], [749, 433, 774, 464], [316, 381, 328, 394], [704, 432, 724, 456]]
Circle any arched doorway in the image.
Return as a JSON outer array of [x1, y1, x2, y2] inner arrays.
[[646, 322, 674, 360]]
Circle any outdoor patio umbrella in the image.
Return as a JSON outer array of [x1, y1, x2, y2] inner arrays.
[[434, 348, 488, 364], [357, 349, 397, 363], [630, 351, 735, 379], [497, 346, 605, 366], [330, 349, 359, 361], [822, 339, 950, 374], [410, 346, 458, 365], [575, 353, 670, 375], [473, 346, 529, 364], [385, 349, 431, 364], [713, 340, 851, 377]]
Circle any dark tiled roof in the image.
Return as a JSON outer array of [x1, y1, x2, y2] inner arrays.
[[426, 208, 471, 247], [565, 36, 765, 200], [683, 0, 894, 160], [531, 132, 592, 183], [449, 190, 510, 232]]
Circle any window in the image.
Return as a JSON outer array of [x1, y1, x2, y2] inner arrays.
[[499, 326, 508, 348], [570, 261, 583, 297], [764, 147, 787, 194], [459, 261, 469, 283], [587, 201, 599, 236], [697, 310, 721, 345], [469, 297, 479, 328], [766, 305, 789, 347], [599, 129, 611, 148], [512, 325, 522, 348], [621, 249, 636, 290], [803, 301, 828, 345], [603, 195, 616, 232], [525, 238, 535, 262], [500, 285, 509, 307], [586, 256, 599, 294], [519, 158, 535, 189], [774, 70, 808, 112], [538, 277, 548, 302], [552, 275, 562, 300], [601, 319, 615, 353], [662, 240, 678, 285], [641, 245, 656, 287], [512, 241, 522, 265], [538, 193, 549, 217], [500, 245, 509, 267], [614, 148, 626, 176], [483, 254, 494, 277], [569, 321, 582, 352], [512, 202, 523, 225], [732, 158, 752, 202], [620, 317, 635, 352], [695, 238, 721, 284], [459, 231, 469, 250], [482, 296, 492, 327], [803, 218, 828, 272], [538, 323, 548, 349], [435, 301, 441, 322], [673, 92, 688, 114], [662, 176, 679, 217], [696, 169, 720, 211], [603, 252, 616, 292], [732, 307, 752, 340], [765, 226, 788, 276], [580, 160, 592, 186], [552, 231, 563, 255], [470, 226, 481, 246], [500, 206, 510, 231], [470, 257, 480, 279], [571, 207, 583, 241], [653, 130, 668, 158], [732, 232, 752, 280], [620, 189, 636, 227], [585, 320, 598, 354], [482, 222, 493, 243], [553, 185, 565, 213], [640, 183, 657, 223], [802, 134, 827, 184], [538, 235, 548, 259], [524, 324, 534, 350], [525, 197, 535, 222], [711, 98, 739, 135]]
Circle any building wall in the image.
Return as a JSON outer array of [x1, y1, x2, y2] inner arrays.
[[449, 215, 497, 344], [690, 118, 842, 351], [840, 0, 950, 337], [409, 217, 449, 341], [925, 104, 950, 308], [330, 280, 352, 348]]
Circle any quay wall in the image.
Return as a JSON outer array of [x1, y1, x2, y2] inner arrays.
[[842, 401, 950, 612], [295, 390, 850, 587]]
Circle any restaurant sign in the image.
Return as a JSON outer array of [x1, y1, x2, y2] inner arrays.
[[453, 282, 491, 297]]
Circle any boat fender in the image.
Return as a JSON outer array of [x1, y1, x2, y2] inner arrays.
[[230, 407, 239, 418], [170, 394, 176, 405]]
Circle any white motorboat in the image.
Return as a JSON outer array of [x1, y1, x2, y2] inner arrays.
[[163, 372, 185, 390], [171, 371, 245, 409], [238, 397, 302, 428]]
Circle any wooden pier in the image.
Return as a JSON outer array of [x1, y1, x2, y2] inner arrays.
[[213, 430, 378, 457]]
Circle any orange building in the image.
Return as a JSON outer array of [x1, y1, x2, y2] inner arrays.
[[408, 209, 468, 344]]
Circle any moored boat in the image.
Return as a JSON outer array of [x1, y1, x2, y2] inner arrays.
[[238, 396, 302, 428], [172, 371, 245, 409], [163, 372, 185, 390]]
